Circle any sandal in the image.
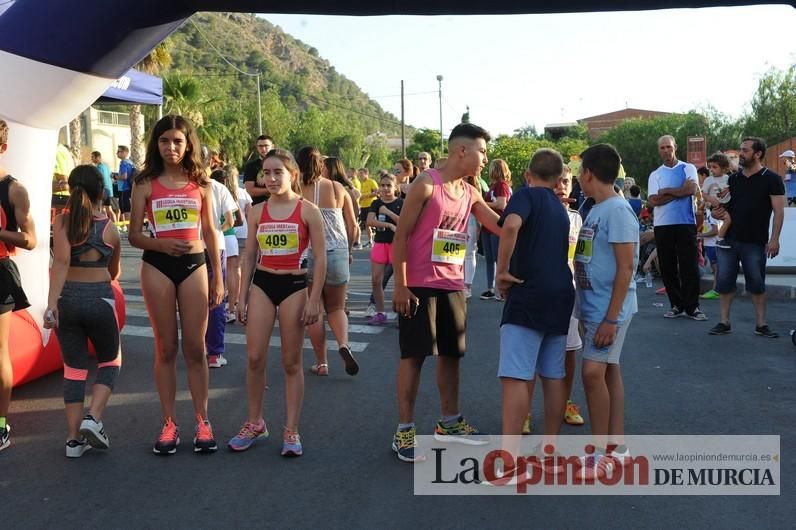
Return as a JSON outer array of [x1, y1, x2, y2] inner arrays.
[[310, 363, 329, 376], [338, 346, 359, 376]]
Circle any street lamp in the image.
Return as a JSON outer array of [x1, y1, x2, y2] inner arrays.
[[436, 74, 444, 155]]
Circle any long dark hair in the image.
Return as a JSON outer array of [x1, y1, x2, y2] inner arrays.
[[65, 165, 104, 244], [136, 114, 207, 186], [296, 146, 323, 187], [323, 157, 354, 190]]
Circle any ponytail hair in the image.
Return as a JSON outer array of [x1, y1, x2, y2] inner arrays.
[[65, 165, 104, 245], [296, 146, 323, 187]]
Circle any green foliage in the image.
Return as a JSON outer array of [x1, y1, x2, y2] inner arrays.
[[365, 136, 393, 173], [599, 112, 709, 190], [743, 65, 796, 145], [488, 134, 588, 189], [407, 129, 444, 162], [151, 12, 405, 168], [513, 124, 539, 139]]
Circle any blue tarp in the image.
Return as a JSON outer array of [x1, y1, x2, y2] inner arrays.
[[97, 68, 162, 105]]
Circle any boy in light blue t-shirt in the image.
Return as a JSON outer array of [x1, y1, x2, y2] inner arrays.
[[573, 144, 638, 479]]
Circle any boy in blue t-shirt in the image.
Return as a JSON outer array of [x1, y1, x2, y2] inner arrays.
[[496, 148, 575, 442], [573, 144, 639, 478]]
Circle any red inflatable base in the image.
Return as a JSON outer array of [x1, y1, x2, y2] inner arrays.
[[11, 280, 126, 387]]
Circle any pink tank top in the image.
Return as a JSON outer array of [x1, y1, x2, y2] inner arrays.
[[406, 169, 472, 290]]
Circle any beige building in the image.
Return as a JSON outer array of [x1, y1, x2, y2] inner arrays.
[[59, 108, 141, 170]]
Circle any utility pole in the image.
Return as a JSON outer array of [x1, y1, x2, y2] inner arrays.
[[400, 80, 406, 157], [256, 73, 263, 135], [436, 75, 444, 155]]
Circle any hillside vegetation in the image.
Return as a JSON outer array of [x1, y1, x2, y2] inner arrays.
[[158, 12, 405, 167]]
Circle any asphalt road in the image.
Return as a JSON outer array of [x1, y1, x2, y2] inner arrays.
[[4, 241, 794, 528]]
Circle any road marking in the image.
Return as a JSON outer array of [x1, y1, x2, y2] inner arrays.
[[121, 324, 369, 352], [124, 307, 385, 334]]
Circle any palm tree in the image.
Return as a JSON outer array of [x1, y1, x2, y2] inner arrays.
[[129, 42, 172, 166], [162, 73, 220, 151]]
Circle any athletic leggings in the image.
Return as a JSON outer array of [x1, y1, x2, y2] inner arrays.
[[56, 281, 121, 403]]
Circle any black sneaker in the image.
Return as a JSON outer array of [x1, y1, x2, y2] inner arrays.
[[687, 309, 708, 321], [716, 239, 732, 249], [709, 322, 732, 335], [754, 325, 779, 338], [480, 290, 496, 300], [339, 345, 359, 376], [0, 424, 9, 452], [664, 306, 685, 318], [392, 426, 426, 463]]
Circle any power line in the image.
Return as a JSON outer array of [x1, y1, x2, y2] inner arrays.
[[369, 90, 438, 99], [189, 18, 259, 78], [304, 93, 402, 127]]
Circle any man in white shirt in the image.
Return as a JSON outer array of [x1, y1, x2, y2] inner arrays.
[[206, 174, 239, 368], [647, 135, 706, 321]]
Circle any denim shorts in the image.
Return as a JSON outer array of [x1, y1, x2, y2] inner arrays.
[[498, 324, 566, 380], [716, 239, 766, 295], [307, 247, 350, 286], [581, 318, 632, 365], [703, 245, 718, 265]]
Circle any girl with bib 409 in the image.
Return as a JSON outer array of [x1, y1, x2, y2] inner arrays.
[[229, 148, 326, 457]]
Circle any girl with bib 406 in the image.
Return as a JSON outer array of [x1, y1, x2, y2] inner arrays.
[[128, 115, 224, 456]]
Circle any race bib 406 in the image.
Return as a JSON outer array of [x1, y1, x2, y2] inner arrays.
[[152, 198, 200, 232]]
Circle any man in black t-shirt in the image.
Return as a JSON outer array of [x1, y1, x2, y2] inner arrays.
[[243, 135, 274, 205], [710, 137, 785, 338]]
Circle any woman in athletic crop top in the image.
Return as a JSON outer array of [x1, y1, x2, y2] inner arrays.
[[231, 148, 325, 456], [128, 115, 224, 456], [46, 165, 122, 457], [298, 147, 359, 378]]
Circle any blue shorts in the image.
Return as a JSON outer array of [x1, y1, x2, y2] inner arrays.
[[307, 247, 350, 286], [716, 240, 766, 295], [581, 318, 632, 365], [704, 245, 718, 265], [786, 179, 796, 200], [498, 324, 566, 380]]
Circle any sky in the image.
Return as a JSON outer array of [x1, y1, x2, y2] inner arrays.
[[261, 5, 796, 137]]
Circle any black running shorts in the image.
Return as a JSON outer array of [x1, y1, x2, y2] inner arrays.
[[398, 287, 466, 359]]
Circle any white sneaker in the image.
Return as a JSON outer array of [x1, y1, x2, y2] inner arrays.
[[609, 446, 631, 466], [208, 354, 228, 368], [365, 303, 377, 317], [79, 415, 109, 449], [576, 453, 614, 480], [65, 438, 92, 458], [225, 310, 236, 324], [464, 287, 472, 300]]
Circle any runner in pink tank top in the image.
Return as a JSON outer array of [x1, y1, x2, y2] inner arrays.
[[405, 169, 471, 290], [389, 123, 502, 463]]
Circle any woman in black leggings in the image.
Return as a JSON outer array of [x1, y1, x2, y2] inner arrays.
[[46, 165, 122, 458]]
